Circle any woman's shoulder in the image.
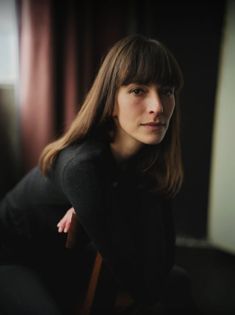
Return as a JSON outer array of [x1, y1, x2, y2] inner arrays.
[[52, 136, 108, 175]]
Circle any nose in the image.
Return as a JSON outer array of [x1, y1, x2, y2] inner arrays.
[[148, 91, 163, 114]]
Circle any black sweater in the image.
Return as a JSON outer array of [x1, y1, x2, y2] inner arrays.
[[0, 137, 175, 305]]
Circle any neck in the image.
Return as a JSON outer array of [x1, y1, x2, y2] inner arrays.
[[110, 138, 143, 163]]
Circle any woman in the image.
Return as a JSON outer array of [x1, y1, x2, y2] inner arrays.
[[0, 34, 198, 314]]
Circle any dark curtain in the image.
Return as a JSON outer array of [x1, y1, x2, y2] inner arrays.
[[18, 0, 130, 171], [19, 0, 55, 171]]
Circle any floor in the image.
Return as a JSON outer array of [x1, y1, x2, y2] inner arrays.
[[175, 238, 235, 315]]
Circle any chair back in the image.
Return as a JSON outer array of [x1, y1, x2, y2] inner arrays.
[[66, 212, 103, 315]]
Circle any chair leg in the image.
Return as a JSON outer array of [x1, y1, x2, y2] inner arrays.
[[79, 252, 103, 315]]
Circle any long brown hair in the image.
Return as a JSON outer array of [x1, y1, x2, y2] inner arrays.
[[39, 34, 184, 197]]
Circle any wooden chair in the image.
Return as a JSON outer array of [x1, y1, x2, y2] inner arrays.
[[65, 212, 103, 315]]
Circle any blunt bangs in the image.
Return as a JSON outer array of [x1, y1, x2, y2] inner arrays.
[[117, 37, 183, 91]]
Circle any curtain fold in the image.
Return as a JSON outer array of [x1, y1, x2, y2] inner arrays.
[[19, 0, 54, 171], [63, 5, 77, 130]]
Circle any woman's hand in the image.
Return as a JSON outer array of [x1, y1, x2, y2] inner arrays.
[[57, 207, 76, 233]]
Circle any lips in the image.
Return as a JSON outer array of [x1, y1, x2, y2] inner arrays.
[[141, 122, 166, 127]]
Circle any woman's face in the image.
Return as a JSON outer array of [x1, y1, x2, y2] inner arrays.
[[112, 83, 175, 156]]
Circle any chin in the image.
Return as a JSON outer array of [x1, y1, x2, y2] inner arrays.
[[142, 136, 165, 145]]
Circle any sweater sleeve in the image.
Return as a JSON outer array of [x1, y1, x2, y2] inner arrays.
[[61, 159, 109, 254]]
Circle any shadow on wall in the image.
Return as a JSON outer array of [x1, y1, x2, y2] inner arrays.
[[0, 85, 21, 199]]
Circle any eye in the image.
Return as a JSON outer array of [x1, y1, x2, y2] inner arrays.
[[160, 87, 175, 97], [129, 87, 146, 96]]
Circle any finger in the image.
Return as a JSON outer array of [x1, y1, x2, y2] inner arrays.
[[57, 217, 65, 227], [57, 221, 66, 233], [64, 220, 71, 233], [58, 226, 63, 233]]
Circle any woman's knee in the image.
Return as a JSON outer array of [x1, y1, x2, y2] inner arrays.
[[161, 265, 195, 309], [0, 265, 61, 315], [167, 265, 192, 290]]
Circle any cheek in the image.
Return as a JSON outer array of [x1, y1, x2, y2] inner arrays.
[[113, 94, 126, 117], [115, 101, 136, 121], [118, 108, 133, 126]]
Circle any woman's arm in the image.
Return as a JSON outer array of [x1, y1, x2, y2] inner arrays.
[[61, 160, 109, 253]]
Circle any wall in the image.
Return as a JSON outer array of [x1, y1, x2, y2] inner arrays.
[[0, 0, 21, 198], [208, 0, 235, 254]]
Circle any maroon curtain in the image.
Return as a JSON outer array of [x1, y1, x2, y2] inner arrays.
[[19, 0, 55, 170], [63, 7, 77, 130], [18, 0, 130, 171]]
